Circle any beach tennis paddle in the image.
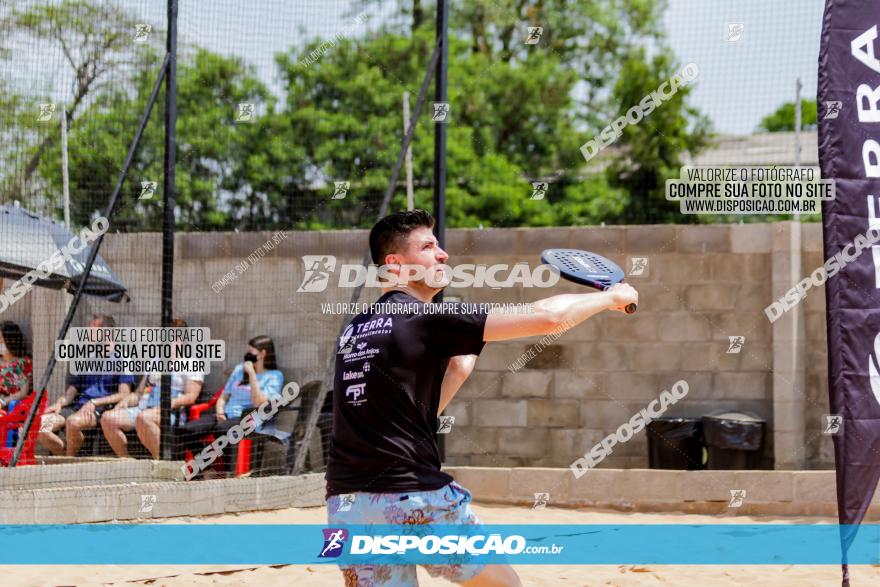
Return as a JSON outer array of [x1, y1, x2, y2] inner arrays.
[[540, 248, 637, 314]]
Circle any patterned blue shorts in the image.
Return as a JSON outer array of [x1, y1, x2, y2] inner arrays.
[[326, 481, 487, 586]]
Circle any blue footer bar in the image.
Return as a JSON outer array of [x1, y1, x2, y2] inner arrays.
[[0, 524, 877, 565]]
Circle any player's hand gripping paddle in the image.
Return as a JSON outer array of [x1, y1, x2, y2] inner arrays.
[[540, 248, 637, 314]]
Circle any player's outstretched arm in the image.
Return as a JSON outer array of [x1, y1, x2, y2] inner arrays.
[[438, 354, 477, 415], [483, 283, 638, 342]]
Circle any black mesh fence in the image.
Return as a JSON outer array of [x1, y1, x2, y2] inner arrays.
[[0, 0, 823, 508]]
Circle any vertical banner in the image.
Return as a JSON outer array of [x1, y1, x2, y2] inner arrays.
[[818, 1, 880, 585]]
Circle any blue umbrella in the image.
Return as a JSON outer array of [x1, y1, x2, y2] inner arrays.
[[0, 204, 129, 302]]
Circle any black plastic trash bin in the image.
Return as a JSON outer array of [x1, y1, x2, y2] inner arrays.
[[646, 417, 703, 470], [702, 411, 765, 470]]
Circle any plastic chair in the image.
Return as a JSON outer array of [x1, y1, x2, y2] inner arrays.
[[188, 387, 255, 477], [0, 393, 47, 466], [182, 387, 225, 470]]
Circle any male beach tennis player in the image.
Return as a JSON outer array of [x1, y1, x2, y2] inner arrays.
[[325, 209, 638, 586]]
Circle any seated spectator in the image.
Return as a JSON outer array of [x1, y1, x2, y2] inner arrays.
[[38, 315, 135, 456], [0, 321, 33, 411], [101, 318, 204, 458], [181, 335, 283, 478], [101, 370, 203, 458]]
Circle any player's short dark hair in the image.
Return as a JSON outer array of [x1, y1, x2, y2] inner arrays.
[[369, 209, 435, 265]]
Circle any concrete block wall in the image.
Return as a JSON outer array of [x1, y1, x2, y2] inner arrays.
[[447, 224, 779, 469], [445, 467, 880, 519], [3, 222, 829, 470]]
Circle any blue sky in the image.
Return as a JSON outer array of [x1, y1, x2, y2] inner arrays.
[[663, 0, 824, 134]]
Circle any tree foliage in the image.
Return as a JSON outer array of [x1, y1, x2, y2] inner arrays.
[[757, 99, 817, 132], [3, 0, 710, 229]]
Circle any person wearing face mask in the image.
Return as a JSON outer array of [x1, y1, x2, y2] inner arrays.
[[180, 335, 283, 477], [0, 321, 33, 411]]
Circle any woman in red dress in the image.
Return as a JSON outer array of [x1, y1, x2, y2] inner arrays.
[[0, 321, 33, 411]]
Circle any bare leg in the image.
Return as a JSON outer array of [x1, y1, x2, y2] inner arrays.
[[65, 407, 97, 457], [100, 409, 134, 457], [135, 408, 161, 459], [37, 413, 66, 456], [462, 565, 523, 587]]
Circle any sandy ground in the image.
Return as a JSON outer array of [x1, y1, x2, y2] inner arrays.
[[7, 504, 880, 586]]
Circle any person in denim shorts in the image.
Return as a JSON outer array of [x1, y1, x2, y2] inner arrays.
[[324, 211, 637, 586]]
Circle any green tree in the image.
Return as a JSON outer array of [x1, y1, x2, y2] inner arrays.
[[605, 48, 711, 223], [757, 99, 817, 132], [0, 0, 148, 205], [36, 48, 273, 230], [275, 26, 627, 229]]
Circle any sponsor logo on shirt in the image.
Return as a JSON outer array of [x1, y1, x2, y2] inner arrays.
[[319, 528, 349, 558], [342, 346, 381, 364], [343, 369, 364, 381], [354, 317, 393, 337], [338, 325, 355, 351], [346, 383, 367, 406]]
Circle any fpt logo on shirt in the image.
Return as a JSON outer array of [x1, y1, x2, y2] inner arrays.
[[346, 383, 367, 406], [319, 528, 349, 558]]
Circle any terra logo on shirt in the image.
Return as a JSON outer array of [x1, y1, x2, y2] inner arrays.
[[355, 317, 393, 336]]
